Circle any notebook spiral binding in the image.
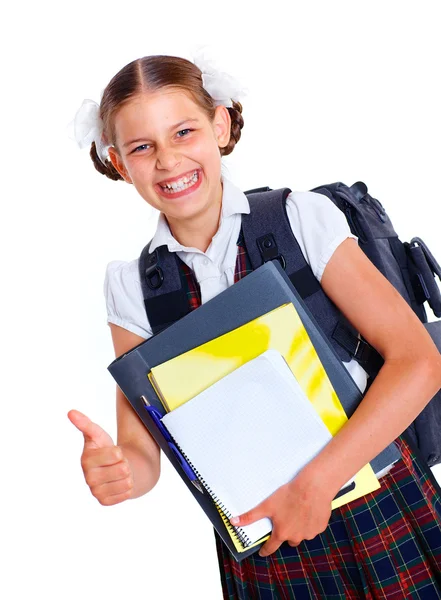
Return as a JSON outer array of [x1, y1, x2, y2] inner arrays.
[[174, 438, 252, 549]]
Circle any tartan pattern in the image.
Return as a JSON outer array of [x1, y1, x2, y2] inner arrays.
[[234, 229, 253, 283], [177, 235, 441, 599], [214, 438, 441, 599], [177, 229, 252, 303], [178, 258, 201, 311]]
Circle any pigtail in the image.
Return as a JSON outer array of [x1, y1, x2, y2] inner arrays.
[[221, 101, 244, 157], [89, 142, 123, 181]]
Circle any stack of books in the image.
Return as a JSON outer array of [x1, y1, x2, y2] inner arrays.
[[108, 262, 399, 561], [146, 304, 380, 553]]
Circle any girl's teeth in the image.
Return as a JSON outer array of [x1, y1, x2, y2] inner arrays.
[[161, 171, 199, 193]]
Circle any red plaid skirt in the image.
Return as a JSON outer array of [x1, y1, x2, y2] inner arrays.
[[214, 437, 441, 599]]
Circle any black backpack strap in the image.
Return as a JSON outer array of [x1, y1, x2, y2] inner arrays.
[[138, 243, 190, 335], [242, 188, 353, 362], [242, 186, 384, 374], [242, 188, 321, 299]]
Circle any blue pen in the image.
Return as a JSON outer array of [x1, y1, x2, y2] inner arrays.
[[140, 395, 204, 494]]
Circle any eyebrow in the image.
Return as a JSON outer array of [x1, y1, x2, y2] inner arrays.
[[123, 118, 200, 148]]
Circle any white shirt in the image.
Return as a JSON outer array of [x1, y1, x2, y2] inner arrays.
[[104, 176, 368, 393]]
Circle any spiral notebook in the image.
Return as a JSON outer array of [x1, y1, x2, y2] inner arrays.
[[161, 348, 354, 548]]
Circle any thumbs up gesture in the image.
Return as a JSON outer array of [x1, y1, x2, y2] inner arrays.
[[68, 409, 134, 506]]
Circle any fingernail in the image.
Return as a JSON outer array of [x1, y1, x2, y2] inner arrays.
[[230, 517, 240, 525]]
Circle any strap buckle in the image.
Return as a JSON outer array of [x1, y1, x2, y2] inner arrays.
[[145, 265, 164, 290], [274, 254, 286, 270], [144, 251, 164, 290], [354, 335, 385, 378], [354, 337, 361, 358], [353, 336, 371, 364], [256, 233, 286, 270]]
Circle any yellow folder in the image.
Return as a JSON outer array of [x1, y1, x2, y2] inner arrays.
[[149, 302, 380, 552]]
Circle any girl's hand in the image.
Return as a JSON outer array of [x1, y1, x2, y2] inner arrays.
[[230, 470, 334, 557], [68, 409, 134, 506]]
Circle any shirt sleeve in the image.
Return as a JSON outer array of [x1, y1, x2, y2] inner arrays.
[[285, 191, 358, 282], [103, 259, 153, 339]]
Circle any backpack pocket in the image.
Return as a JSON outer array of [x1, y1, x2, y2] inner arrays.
[[406, 238, 441, 318], [410, 320, 441, 467]]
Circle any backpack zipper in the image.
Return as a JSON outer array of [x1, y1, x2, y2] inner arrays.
[[344, 201, 368, 243]]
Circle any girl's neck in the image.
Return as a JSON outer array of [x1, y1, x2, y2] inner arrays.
[[165, 185, 223, 253]]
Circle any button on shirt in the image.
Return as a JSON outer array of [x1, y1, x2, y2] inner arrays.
[[104, 176, 368, 393]]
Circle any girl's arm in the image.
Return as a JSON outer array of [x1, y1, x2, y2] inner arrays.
[[68, 324, 160, 505], [110, 324, 161, 498], [232, 238, 441, 555], [311, 237, 441, 492]]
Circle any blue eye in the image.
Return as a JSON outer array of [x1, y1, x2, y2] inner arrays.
[[133, 144, 150, 153], [177, 129, 192, 137]]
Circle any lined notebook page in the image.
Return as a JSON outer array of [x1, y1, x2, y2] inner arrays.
[[162, 349, 335, 546]]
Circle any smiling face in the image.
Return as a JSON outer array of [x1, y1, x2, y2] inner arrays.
[[108, 88, 231, 230]]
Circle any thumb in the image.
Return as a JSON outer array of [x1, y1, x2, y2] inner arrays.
[[230, 501, 268, 527], [68, 409, 114, 450]]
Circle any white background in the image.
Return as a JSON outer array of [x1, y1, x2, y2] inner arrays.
[[3, 1, 441, 598]]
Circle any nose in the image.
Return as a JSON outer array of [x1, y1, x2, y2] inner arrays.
[[156, 145, 181, 171]]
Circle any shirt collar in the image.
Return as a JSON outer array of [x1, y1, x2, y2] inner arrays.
[[149, 176, 250, 253]]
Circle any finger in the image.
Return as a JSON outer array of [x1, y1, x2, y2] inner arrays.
[[258, 534, 284, 557], [82, 446, 124, 470], [91, 477, 133, 499], [98, 490, 133, 506], [84, 458, 130, 486], [230, 503, 269, 528], [68, 410, 114, 449]]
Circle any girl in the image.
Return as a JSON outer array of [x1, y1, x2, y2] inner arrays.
[[68, 54, 441, 599]]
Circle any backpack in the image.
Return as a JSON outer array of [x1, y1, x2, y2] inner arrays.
[[138, 181, 441, 467]]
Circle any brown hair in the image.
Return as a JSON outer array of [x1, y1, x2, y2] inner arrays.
[[90, 55, 244, 181]]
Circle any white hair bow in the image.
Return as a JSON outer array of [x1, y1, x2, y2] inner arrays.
[[67, 99, 111, 164], [192, 48, 246, 108]]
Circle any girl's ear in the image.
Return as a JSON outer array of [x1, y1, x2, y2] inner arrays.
[[108, 147, 133, 184], [213, 105, 232, 149]]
